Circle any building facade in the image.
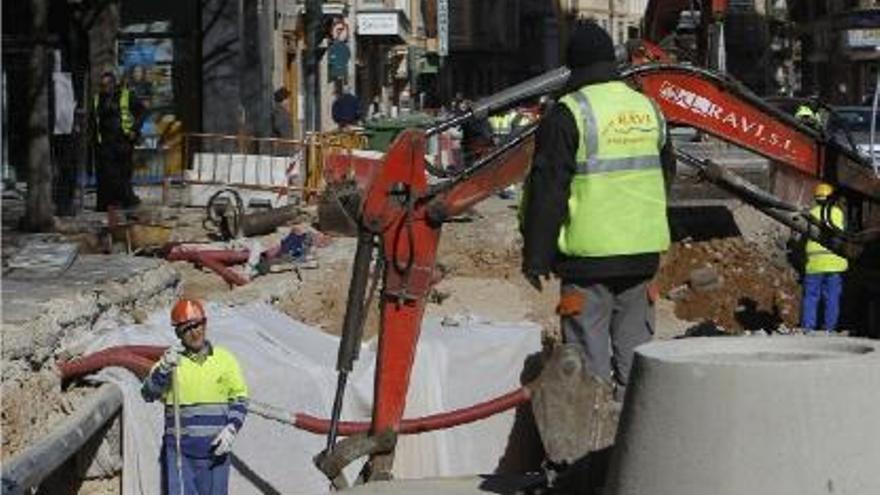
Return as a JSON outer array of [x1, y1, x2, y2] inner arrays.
[[431, 0, 562, 102], [791, 0, 880, 104], [560, 0, 648, 45]]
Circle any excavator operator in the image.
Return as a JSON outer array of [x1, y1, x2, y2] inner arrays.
[[795, 103, 822, 130], [520, 20, 676, 402]]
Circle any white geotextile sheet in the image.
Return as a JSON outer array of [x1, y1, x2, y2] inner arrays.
[[87, 303, 541, 494]]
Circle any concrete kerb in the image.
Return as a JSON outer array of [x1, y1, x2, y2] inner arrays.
[[606, 336, 880, 495]]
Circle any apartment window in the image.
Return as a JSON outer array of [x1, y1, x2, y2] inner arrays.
[[628, 25, 639, 40]]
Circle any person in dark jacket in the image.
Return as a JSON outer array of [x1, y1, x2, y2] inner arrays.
[[457, 99, 494, 166], [331, 90, 362, 129], [93, 70, 145, 210], [271, 87, 294, 139], [520, 21, 676, 401]]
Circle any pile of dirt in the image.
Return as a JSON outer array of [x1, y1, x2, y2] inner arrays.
[[656, 237, 801, 332], [1, 372, 90, 460]]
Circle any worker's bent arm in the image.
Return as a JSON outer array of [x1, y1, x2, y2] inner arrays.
[[521, 104, 578, 274], [224, 353, 249, 431], [141, 363, 171, 402]]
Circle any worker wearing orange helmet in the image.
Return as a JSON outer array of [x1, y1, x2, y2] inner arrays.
[[142, 299, 248, 495], [801, 183, 848, 334]]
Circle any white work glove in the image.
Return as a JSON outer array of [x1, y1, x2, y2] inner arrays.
[[211, 424, 237, 456], [158, 346, 182, 373]]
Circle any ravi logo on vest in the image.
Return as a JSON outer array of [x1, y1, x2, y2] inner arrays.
[[602, 111, 656, 146]]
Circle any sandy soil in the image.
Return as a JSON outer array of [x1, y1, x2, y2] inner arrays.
[[656, 237, 801, 332]]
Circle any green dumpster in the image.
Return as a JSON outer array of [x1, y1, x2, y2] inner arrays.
[[363, 113, 437, 152]]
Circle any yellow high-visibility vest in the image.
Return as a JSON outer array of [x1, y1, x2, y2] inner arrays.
[[556, 81, 670, 257], [805, 205, 848, 274]]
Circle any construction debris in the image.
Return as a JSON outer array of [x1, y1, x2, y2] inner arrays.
[[656, 238, 801, 332], [165, 224, 330, 287], [4, 235, 79, 279]]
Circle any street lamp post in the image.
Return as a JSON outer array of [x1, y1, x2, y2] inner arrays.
[[304, 0, 322, 132]]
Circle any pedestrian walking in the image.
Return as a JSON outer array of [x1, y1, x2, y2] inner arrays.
[[92, 70, 145, 210], [142, 299, 249, 495], [801, 183, 848, 334], [520, 21, 675, 402]]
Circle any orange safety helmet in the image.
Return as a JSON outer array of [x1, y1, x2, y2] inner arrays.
[[170, 299, 206, 327]]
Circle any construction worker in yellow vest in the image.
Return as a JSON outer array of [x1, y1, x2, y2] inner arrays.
[[801, 183, 848, 334], [520, 21, 675, 402], [795, 104, 821, 130], [92, 69, 145, 211], [491, 108, 534, 140], [489, 112, 511, 138], [509, 109, 535, 136], [142, 299, 248, 494]]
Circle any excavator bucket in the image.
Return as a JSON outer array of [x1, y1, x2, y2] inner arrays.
[[317, 181, 361, 236], [317, 150, 385, 236], [529, 344, 619, 466]]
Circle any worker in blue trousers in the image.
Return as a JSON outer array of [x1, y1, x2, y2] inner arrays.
[[801, 183, 848, 334], [142, 299, 249, 495]]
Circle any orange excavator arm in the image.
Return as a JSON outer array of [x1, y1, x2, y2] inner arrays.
[[315, 63, 880, 487], [623, 64, 880, 201], [622, 64, 880, 270]]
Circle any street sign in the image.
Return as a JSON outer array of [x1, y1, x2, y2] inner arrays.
[[357, 12, 400, 36], [845, 28, 880, 49], [438, 0, 448, 57]]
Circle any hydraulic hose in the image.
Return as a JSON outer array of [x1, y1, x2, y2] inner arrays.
[[166, 248, 251, 265], [61, 348, 532, 437], [58, 350, 155, 381], [165, 247, 252, 286], [261, 387, 532, 436], [197, 254, 250, 286]]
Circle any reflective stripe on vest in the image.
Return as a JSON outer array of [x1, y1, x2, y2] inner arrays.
[[93, 88, 134, 143], [805, 205, 848, 274], [491, 113, 513, 135], [557, 81, 670, 257]]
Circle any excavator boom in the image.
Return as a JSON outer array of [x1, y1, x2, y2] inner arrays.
[[623, 64, 880, 201], [317, 61, 880, 486]]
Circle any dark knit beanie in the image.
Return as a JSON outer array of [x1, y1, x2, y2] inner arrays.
[[566, 21, 616, 68], [274, 87, 291, 103]]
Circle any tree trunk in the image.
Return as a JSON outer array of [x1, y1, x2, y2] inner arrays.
[[23, 0, 55, 231]]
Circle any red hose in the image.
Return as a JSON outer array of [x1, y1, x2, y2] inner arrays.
[[61, 348, 533, 437], [62, 345, 167, 372], [292, 387, 531, 436], [165, 247, 250, 286], [102, 345, 165, 360], [59, 351, 155, 381], [166, 248, 251, 265], [198, 254, 249, 286]]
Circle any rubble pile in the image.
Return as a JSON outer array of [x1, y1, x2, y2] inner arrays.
[[656, 237, 801, 332]]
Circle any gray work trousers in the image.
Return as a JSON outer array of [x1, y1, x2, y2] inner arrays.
[[559, 277, 655, 388]]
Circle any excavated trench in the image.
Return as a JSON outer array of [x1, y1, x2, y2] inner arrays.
[[2, 190, 860, 493]]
